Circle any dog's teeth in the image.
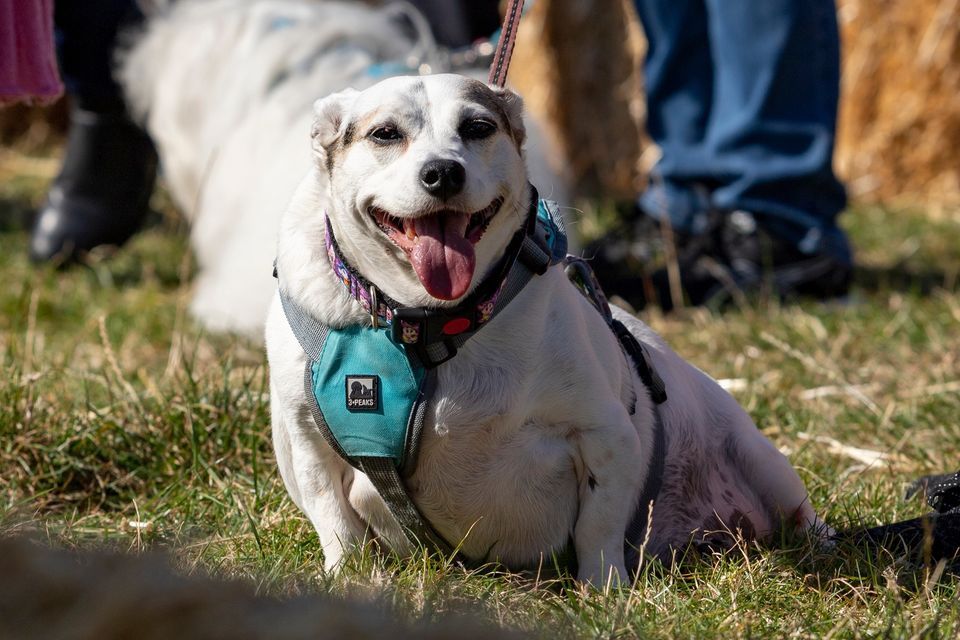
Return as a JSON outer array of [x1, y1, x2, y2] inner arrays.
[[406, 225, 416, 241]]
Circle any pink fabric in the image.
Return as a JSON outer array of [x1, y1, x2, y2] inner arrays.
[[0, 0, 63, 105]]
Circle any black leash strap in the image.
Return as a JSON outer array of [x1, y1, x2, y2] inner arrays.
[[623, 408, 666, 570], [564, 255, 669, 569], [835, 469, 960, 573], [611, 319, 668, 405], [907, 471, 960, 515], [837, 513, 960, 573]]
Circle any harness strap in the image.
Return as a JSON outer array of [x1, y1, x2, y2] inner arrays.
[[279, 285, 329, 363], [615, 320, 668, 569], [401, 367, 435, 474], [612, 319, 668, 405], [563, 255, 669, 566], [623, 408, 666, 569], [356, 456, 455, 556]]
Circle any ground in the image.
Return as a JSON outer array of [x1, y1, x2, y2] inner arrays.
[[1, 147, 959, 637]]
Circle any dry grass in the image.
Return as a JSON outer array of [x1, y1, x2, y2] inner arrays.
[[1, 147, 960, 637]]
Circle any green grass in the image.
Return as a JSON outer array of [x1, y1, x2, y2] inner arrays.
[[2, 148, 960, 637]]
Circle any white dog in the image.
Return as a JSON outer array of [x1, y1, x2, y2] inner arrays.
[[266, 73, 826, 584], [121, 0, 566, 336]]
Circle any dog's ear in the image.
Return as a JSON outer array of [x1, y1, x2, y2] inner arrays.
[[311, 88, 359, 160], [491, 86, 526, 148]]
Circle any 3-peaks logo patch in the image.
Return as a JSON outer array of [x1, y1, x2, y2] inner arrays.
[[345, 375, 379, 412]]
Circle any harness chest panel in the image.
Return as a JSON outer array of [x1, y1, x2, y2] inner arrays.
[[309, 325, 425, 464]]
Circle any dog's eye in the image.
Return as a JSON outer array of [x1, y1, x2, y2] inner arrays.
[[369, 126, 402, 143], [459, 119, 497, 141]]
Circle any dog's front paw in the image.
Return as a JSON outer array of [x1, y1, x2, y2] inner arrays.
[[321, 543, 348, 574], [576, 561, 629, 588]]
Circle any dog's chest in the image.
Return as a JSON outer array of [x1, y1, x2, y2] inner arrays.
[[402, 359, 583, 564]]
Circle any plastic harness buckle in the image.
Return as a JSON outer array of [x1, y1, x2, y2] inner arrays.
[[391, 306, 474, 367]]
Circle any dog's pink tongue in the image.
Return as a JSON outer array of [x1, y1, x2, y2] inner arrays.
[[409, 212, 475, 300]]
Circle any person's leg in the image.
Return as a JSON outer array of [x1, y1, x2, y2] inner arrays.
[[700, 0, 848, 261], [595, 0, 850, 311], [54, 0, 136, 111], [633, 0, 714, 232], [398, 0, 501, 48], [586, 0, 716, 308], [31, 0, 157, 263]]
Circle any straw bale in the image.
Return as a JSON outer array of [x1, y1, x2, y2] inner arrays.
[[836, 0, 960, 214], [0, 537, 526, 640], [0, 100, 67, 149], [511, 0, 647, 197]]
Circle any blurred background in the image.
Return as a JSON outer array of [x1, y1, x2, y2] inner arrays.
[[3, 0, 957, 216], [509, 0, 959, 214]]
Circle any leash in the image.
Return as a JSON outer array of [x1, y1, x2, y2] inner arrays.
[[836, 470, 960, 573], [488, 0, 525, 87]]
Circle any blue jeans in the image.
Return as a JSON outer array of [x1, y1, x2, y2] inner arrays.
[[633, 0, 850, 262]]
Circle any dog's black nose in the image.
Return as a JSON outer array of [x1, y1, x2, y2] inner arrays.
[[419, 159, 465, 201]]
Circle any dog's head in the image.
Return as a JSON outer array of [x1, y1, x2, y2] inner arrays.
[[311, 74, 529, 305]]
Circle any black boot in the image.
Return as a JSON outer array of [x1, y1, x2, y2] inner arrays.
[[29, 104, 158, 264]]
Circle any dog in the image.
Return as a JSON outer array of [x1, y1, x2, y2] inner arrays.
[[121, 0, 566, 336], [265, 73, 828, 584]]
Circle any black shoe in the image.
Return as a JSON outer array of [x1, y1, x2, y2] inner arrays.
[[587, 207, 852, 312], [581, 204, 663, 311], [907, 471, 960, 515], [29, 105, 158, 264]]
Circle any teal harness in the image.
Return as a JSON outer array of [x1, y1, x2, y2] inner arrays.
[[276, 187, 667, 568]]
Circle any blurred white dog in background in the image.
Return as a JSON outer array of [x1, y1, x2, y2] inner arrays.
[[121, 0, 567, 336]]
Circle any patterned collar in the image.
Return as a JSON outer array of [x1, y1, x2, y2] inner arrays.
[[324, 217, 402, 327], [270, 184, 566, 368]]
